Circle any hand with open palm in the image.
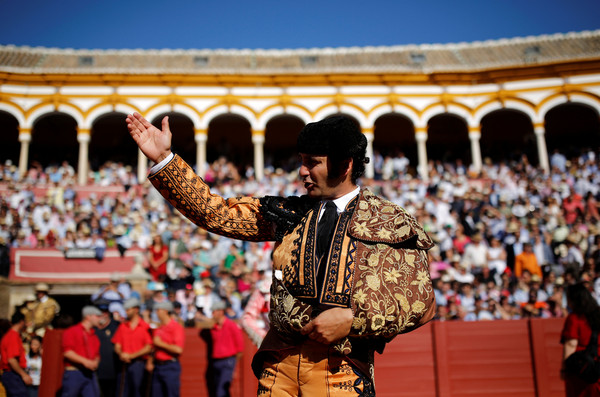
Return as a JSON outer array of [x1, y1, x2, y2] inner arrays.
[[126, 112, 172, 164]]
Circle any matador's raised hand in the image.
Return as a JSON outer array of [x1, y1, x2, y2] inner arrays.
[[126, 112, 172, 164]]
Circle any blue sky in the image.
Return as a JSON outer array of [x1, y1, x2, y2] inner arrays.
[[1, 0, 599, 50]]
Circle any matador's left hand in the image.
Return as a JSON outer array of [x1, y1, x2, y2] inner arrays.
[[301, 307, 353, 344]]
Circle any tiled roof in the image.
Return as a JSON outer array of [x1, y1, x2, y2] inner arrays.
[[1, 30, 599, 75]]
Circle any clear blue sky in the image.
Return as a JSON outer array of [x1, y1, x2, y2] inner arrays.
[[1, 0, 599, 50]]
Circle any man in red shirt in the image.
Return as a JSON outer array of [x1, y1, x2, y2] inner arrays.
[[112, 297, 152, 397], [61, 305, 102, 397], [0, 311, 32, 396], [149, 300, 185, 397], [201, 300, 244, 397]]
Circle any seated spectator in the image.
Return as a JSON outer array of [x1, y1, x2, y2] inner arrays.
[[515, 242, 542, 279], [91, 273, 129, 317], [447, 255, 475, 284]]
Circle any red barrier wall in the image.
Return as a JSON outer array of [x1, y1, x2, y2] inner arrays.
[[39, 318, 565, 397], [9, 248, 140, 282], [377, 322, 436, 397]]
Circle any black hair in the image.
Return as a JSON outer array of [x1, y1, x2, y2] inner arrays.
[[297, 115, 369, 183], [566, 282, 600, 330], [29, 335, 43, 358], [10, 310, 25, 325]]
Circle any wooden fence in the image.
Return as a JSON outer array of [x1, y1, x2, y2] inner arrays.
[[37, 318, 565, 397]]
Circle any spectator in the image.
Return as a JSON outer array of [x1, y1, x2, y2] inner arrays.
[[26, 335, 43, 397], [0, 235, 9, 278], [487, 236, 507, 279], [147, 235, 168, 282], [91, 274, 128, 318], [515, 242, 542, 279], [195, 279, 221, 319], [462, 233, 489, 275], [241, 279, 271, 344]]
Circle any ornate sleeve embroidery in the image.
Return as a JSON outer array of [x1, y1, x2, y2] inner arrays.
[[349, 244, 435, 340], [149, 154, 275, 241]]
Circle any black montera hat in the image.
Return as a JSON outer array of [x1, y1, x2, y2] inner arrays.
[[297, 115, 367, 160]]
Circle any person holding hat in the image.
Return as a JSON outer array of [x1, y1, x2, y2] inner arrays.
[[0, 311, 32, 396], [149, 300, 185, 397], [112, 297, 152, 397], [127, 112, 435, 395], [61, 306, 102, 397]]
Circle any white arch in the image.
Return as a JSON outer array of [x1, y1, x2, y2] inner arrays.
[[114, 104, 140, 118], [26, 104, 84, 129], [0, 102, 25, 126], [569, 94, 600, 115], [474, 100, 536, 125], [145, 104, 180, 125], [313, 105, 366, 126], [200, 105, 228, 130], [421, 104, 473, 127], [282, 105, 312, 125], [172, 104, 202, 127], [537, 95, 570, 121], [229, 105, 258, 130], [367, 104, 419, 128], [540, 94, 600, 120], [256, 105, 311, 130], [84, 104, 130, 129], [140, 104, 202, 129], [199, 105, 255, 131], [472, 101, 503, 125]]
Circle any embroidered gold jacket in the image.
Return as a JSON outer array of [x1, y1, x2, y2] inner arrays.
[[149, 154, 435, 380]]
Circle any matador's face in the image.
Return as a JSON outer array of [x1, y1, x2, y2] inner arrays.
[[298, 153, 337, 200]]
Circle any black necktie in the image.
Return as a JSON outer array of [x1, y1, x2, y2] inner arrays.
[[316, 201, 338, 259]]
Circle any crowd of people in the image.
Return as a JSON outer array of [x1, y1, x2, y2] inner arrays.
[[1, 146, 600, 394], [1, 149, 600, 323]]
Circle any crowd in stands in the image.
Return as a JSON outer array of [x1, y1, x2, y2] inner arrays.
[[1, 147, 600, 331]]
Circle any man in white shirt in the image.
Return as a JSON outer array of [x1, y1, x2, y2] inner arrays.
[[462, 233, 489, 275]]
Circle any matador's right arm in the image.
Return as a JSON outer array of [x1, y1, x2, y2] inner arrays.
[[149, 154, 276, 242]]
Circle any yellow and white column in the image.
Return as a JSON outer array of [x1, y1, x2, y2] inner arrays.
[[252, 130, 265, 181], [362, 127, 374, 179], [534, 123, 550, 173], [77, 128, 91, 186], [137, 149, 148, 181], [415, 127, 429, 181], [468, 125, 483, 174], [195, 129, 208, 178], [18, 127, 31, 179]]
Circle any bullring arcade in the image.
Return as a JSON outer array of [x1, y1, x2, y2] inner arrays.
[[0, 30, 599, 181]]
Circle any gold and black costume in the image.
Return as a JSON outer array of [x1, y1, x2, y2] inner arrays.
[[149, 154, 435, 392]]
